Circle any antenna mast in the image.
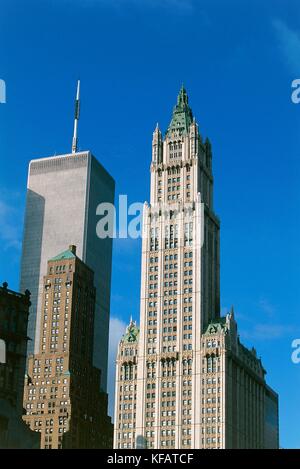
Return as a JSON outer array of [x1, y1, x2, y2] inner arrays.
[[72, 80, 80, 153]]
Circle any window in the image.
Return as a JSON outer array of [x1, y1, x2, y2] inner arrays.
[[0, 339, 6, 364]]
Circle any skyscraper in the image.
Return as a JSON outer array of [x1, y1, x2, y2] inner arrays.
[[20, 84, 115, 390], [23, 246, 113, 449], [113, 87, 279, 449]]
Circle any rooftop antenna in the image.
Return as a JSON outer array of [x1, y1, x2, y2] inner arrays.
[[72, 80, 80, 154]]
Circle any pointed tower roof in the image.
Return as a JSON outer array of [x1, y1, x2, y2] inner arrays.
[[153, 122, 162, 136], [49, 245, 77, 262], [122, 318, 140, 344], [166, 85, 193, 137]]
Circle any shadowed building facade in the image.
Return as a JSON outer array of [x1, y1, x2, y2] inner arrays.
[[0, 282, 39, 448], [23, 246, 113, 449], [113, 88, 279, 449]]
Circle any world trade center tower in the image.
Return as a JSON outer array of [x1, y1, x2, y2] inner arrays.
[[20, 82, 115, 390]]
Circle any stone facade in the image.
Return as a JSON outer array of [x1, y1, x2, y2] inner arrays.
[[23, 246, 113, 449], [114, 320, 139, 449], [114, 87, 279, 449], [201, 312, 279, 449]]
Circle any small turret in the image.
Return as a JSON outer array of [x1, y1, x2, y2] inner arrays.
[[122, 317, 139, 344], [189, 116, 199, 158], [152, 123, 163, 164]]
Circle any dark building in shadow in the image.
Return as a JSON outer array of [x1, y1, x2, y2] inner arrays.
[[0, 282, 40, 448]]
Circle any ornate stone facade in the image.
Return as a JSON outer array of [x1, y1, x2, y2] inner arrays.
[[23, 246, 113, 448], [114, 88, 279, 449], [114, 320, 139, 449]]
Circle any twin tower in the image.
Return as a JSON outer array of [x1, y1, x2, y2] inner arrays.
[[20, 86, 279, 449]]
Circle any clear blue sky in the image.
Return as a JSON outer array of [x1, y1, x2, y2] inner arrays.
[[0, 0, 299, 448]]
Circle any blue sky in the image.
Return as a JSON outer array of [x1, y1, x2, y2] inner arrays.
[[0, 0, 300, 448]]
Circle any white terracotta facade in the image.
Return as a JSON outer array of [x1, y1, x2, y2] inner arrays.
[[114, 88, 279, 449]]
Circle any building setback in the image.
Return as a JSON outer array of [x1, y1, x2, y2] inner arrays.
[[201, 312, 279, 448], [113, 87, 279, 449], [0, 282, 39, 448], [23, 246, 113, 449], [20, 151, 115, 390]]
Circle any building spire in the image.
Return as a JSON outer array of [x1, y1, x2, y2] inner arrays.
[[177, 83, 188, 106], [72, 80, 80, 154], [166, 85, 193, 136]]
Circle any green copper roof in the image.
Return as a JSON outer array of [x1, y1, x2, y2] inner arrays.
[[203, 317, 227, 335], [166, 85, 193, 137], [122, 320, 140, 344], [49, 249, 76, 262]]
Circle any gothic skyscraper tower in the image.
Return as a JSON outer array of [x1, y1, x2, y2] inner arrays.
[[114, 88, 279, 450], [20, 83, 115, 391], [148, 85, 220, 328], [135, 86, 220, 448]]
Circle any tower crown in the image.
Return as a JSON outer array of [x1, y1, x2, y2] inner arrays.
[[166, 85, 193, 137]]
